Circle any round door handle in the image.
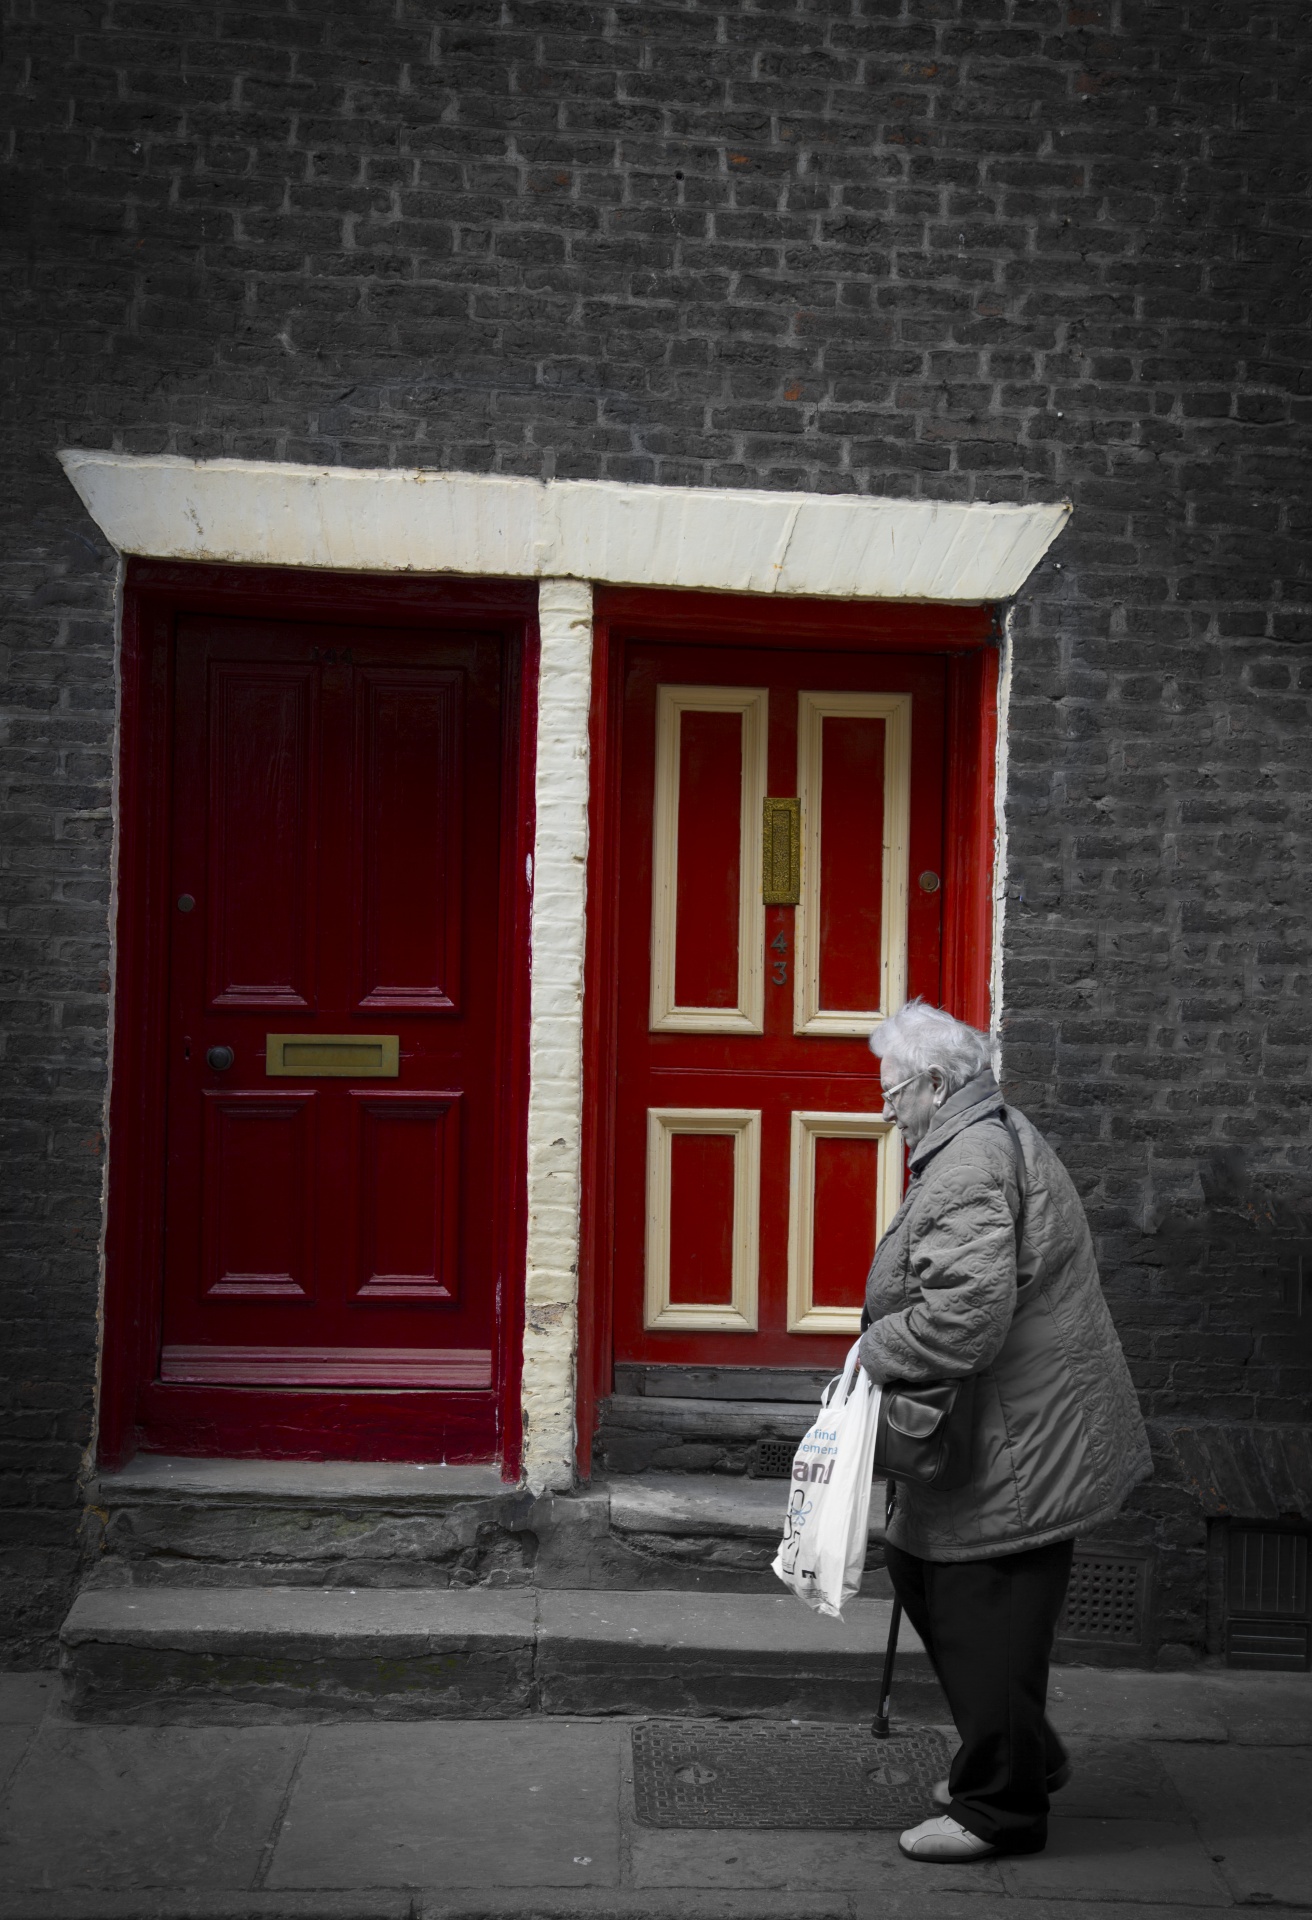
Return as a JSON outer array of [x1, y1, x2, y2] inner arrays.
[[206, 1046, 235, 1072]]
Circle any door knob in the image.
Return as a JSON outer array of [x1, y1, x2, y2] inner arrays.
[[206, 1046, 235, 1072]]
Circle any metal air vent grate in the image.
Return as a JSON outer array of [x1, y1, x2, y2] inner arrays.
[[751, 1437, 798, 1478], [1058, 1552, 1148, 1644]]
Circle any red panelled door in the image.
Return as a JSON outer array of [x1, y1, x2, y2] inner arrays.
[[614, 643, 947, 1373], [160, 618, 505, 1412]]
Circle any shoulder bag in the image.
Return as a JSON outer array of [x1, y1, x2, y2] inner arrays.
[[871, 1108, 1028, 1493]]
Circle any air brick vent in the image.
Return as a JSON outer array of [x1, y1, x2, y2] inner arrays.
[[1058, 1553, 1148, 1644], [751, 1438, 798, 1479]]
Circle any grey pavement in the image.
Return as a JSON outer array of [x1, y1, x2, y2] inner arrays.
[[0, 1669, 1309, 1920]]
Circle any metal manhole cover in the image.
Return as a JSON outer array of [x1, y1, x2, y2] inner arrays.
[[631, 1722, 952, 1829]]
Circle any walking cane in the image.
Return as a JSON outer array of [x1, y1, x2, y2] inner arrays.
[[871, 1594, 902, 1740]]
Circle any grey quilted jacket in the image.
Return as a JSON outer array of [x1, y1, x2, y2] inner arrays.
[[859, 1069, 1151, 1562]]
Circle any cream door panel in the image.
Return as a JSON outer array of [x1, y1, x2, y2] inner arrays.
[[649, 685, 767, 1034], [644, 1107, 761, 1332], [795, 690, 911, 1037], [786, 1110, 903, 1334]]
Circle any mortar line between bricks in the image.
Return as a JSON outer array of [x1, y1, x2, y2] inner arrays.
[[251, 1727, 311, 1891]]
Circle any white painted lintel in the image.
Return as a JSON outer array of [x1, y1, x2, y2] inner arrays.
[[59, 452, 1069, 604]]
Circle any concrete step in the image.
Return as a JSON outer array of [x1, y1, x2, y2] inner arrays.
[[60, 1585, 938, 1724], [84, 1460, 887, 1597], [82, 1456, 535, 1592], [594, 1471, 890, 1595], [595, 1395, 816, 1475]]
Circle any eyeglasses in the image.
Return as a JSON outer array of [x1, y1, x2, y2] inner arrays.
[[881, 1068, 933, 1104]]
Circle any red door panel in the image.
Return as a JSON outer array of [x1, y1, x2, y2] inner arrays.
[[351, 1092, 461, 1303], [615, 641, 946, 1372], [356, 668, 461, 1010], [204, 663, 318, 1007], [200, 1091, 317, 1301], [160, 618, 503, 1406]]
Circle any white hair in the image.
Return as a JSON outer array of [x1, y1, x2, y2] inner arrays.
[[869, 999, 991, 1095]]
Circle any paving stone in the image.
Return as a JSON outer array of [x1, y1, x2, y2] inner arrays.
[[1157, 1743, 1312, 1907], [268, 1721, 623, 1889], [0, 1726, 33, 1797], [0, 1725, 301, 1889], [1055, 1739, 1192, 1821], [1199, 1670, 1312, 1746], [999, 1817, 1231, 1906], [0, 1674, 56, 1723], [628, 1822, 1006, 1894], [1047, 1670, 1227, 1744], [0, 1896, 411, 1919]]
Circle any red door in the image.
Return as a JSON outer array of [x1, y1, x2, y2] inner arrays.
[[156, 615, 509, 1451], [614, 642, 946, 1374]]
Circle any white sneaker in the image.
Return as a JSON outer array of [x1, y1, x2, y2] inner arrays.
[[898, 1814, 997, 1862]]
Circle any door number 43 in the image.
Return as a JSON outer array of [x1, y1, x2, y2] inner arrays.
[[770, 929, 788, 987]]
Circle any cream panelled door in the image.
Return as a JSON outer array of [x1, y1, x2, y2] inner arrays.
[[615, 637, 947, 1372]]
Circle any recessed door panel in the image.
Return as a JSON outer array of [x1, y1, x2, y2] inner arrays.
[[201, 1091, 316, 1301], [353, 1092, 461, 1303], [673, 711, 745, 1011], [205, 664, 317, 1009], [615, 639, 945, 1371], [357, 669, 462, 1011]]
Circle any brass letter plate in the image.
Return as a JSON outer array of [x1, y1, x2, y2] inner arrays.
[[762, 797, 801, 905], [265, 1033, 400, 1078]]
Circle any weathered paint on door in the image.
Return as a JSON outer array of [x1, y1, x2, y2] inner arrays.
[[614, 642, 948, 1372]]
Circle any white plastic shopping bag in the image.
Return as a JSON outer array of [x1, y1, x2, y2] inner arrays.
[[771, 1340, 881, 1619]]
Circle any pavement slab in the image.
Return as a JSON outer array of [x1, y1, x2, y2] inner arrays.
[[1054, 1740, 1192, 1822], [0, 1724, 304, 1890], [1157, 1742, 1312, 1907], [1047, 1673, 1227, 1744], [628, 1822, 1007, 1893], [1198, 1669, 1312, 1746], [0, 1899, 411, 1920], [0, 1725, 34, 1798], [268, 1720, 624, 1890], [0, 1674, 56, 1724], [421, 1903, 1237, 1920], [999, 1818, 1231, 1906]]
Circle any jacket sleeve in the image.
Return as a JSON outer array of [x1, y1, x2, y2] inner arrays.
[[858, 1157, 1018, 1385]]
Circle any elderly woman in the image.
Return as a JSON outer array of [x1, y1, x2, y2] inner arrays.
[[860, 1001, 1151, 1865]]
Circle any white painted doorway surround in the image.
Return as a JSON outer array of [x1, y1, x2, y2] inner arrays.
[[59, 452, 1069, 1490]]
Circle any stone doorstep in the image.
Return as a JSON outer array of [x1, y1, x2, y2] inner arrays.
[[89, 1457, 523, 1507], [59, 1587, 935, 1724], [605, 1472, 886, 1543], [85, 1462, 884, 1595]]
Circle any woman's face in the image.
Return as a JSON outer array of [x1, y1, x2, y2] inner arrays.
[[878, 1056, 946, 1147]]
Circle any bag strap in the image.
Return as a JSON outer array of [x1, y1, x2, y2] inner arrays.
[[999, 1106, 1027, 1255]]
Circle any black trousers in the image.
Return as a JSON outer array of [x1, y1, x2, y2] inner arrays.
[[884, 1536, 1074, 1854]]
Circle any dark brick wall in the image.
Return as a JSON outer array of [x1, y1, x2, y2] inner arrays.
[[2, 0, 1310, 1661]]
